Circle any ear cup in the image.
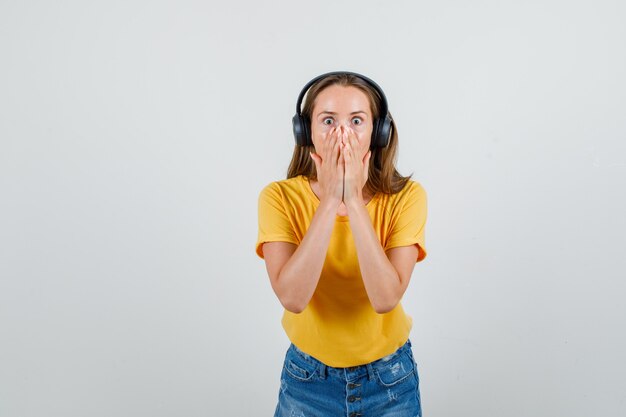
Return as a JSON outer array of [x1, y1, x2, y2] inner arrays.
[[303, 117, 312, 147], [370, 114, 392, 149], [292, 114, 310, 146], [376, 113, 393, 148], [370, 118, 381, 150]]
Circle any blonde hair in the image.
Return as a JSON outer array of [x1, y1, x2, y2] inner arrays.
[[286, 73, 412, 195]]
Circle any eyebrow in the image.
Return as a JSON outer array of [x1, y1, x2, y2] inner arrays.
[[317, 110, 367, 116]]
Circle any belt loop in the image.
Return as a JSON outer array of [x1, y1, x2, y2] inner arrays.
[[319, 363, 327, 379], [366, 363, 375, 381]]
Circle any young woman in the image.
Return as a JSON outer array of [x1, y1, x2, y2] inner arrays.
[[256, 71, 428, 417]]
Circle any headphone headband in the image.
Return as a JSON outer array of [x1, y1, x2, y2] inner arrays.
[[294, 71, 389, 119]]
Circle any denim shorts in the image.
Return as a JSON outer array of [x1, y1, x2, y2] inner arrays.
[[274, 338, 421, 417]]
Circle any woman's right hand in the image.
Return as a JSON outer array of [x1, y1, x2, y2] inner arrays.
[[310, 126, 345, 206]]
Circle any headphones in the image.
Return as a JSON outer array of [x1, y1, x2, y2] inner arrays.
[[292, 71, 393, 150]]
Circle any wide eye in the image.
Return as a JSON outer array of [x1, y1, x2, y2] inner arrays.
[[352, 117, 363, 125], [322, 117, 333, 125]]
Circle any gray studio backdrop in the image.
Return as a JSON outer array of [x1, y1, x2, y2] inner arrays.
[[1, 1, 625, 416]]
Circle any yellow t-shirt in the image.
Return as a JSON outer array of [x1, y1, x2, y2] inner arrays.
[[255, 174, 427, 367]]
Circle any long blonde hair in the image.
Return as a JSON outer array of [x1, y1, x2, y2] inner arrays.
[[286, 73, 412, 195]]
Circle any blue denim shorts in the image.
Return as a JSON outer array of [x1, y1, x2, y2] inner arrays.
[[274, 338, 421, 417]]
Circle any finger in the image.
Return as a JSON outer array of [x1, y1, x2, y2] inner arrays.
[[329, 125, 337, 135], [338, 149, 346, 171], [325, 133, 337, 159], [310, 151, 320, 168], [343, 143, 351, 163], [309, 153, 320, 174], [344, 126, 354, 143], [363, 150, 371, 165], [330, 134, 341, 162], [339, 160, 344, 177], [345, 140, 352, 157], [321, 127, 334, 150], [323, 127, 332, 149], [349, 131, 357, 148], [332, 133, 342, 157], [333, 128, 341, 145], [324, 127, 337, 152]]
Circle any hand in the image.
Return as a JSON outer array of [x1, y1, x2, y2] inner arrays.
[[309, 126, 344, 206], [340, 126, 371, 205]]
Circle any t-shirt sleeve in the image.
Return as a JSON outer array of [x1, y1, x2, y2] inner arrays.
[[384, 182, 428, 263], [255, 182, 299, 259]]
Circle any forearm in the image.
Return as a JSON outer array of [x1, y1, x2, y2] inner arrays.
[[346, 199, 401, 314], [276, 201, 338, 313]]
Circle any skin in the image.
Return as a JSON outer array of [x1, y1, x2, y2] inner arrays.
[[262, 85, 420, 314], [308, 84, 374, 215]]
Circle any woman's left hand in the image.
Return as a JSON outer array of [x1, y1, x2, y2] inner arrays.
[[340, 126, 371, 205]]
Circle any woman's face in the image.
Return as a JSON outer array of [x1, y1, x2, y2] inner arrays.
[[310, 85, 374, 159]]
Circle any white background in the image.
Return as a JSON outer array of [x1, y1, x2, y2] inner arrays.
[[1, 1, 625, 416]]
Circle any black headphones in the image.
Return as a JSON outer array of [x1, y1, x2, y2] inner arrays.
[[292, 71, 393, 150]]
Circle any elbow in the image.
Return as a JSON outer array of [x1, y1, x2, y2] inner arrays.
[[374, 304, 394, 314], [373, 273, 403, 314], [282, 300, 306, 314], [272, 274, 307, 314], [373, 298, 399, 314], [279, 294, 307, 314]]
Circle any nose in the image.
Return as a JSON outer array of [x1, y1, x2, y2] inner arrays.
[[337, 123, 353, 133]]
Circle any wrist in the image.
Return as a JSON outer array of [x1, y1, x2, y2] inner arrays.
[[344, 195, 365, 210], [318, 198, 341, 211]]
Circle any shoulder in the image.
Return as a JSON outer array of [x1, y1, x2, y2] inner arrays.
[[398, 181, 427, 212], [398, 179, 426, 198], [258, 175, 306, 201], [405, 180, 426, 203], [379, 179, 426, 206]]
